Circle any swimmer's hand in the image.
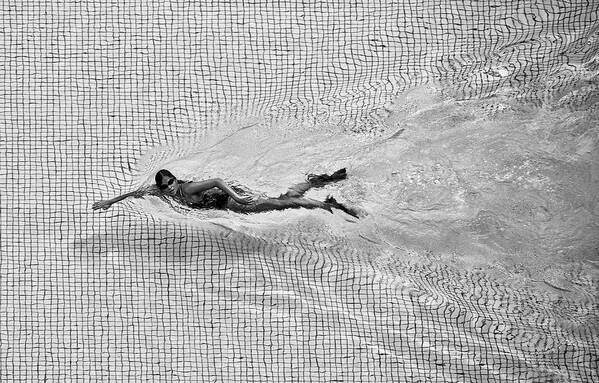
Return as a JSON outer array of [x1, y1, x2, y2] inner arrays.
[[92, 200, 113, 211], [234, 194, 256, 205], [92, 188, 151, 211]]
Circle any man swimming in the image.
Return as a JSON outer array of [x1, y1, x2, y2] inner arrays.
[[92, 168, 361, 218]]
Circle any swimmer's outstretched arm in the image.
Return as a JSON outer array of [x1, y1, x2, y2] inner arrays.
[[185, 179, 254, 204], [92, 185, 159, 210]]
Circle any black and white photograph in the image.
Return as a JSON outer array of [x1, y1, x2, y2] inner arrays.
[[1, 0, 597, 381]]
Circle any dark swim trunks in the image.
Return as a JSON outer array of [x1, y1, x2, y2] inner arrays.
[[192, 189, 230, 209], [173, 187, 230, 210]]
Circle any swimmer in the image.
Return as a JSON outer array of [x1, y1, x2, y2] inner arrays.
[[92, 168, 361, 218]]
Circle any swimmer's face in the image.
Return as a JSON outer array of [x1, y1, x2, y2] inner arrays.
[[160, 176, 179, 195]]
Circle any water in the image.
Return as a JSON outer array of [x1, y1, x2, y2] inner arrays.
[[125, 86, 598, 381], [140, 86, 598, 292], [1, 1, 598, 381]]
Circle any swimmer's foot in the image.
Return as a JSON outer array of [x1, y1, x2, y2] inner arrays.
[[307, 168, 347, 187], [325, 195, 361, 219]]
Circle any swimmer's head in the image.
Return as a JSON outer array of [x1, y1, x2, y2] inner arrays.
[[156, 169, 180, 195]]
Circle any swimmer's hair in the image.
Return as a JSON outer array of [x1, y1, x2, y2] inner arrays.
[[155, 169, 177, 189]]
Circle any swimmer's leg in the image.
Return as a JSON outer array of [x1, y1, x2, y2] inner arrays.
[[282, 168, 347, 198], [227, 197, 332, 214], [324, 195, 361, 218], [289, 197, 333, 213]]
